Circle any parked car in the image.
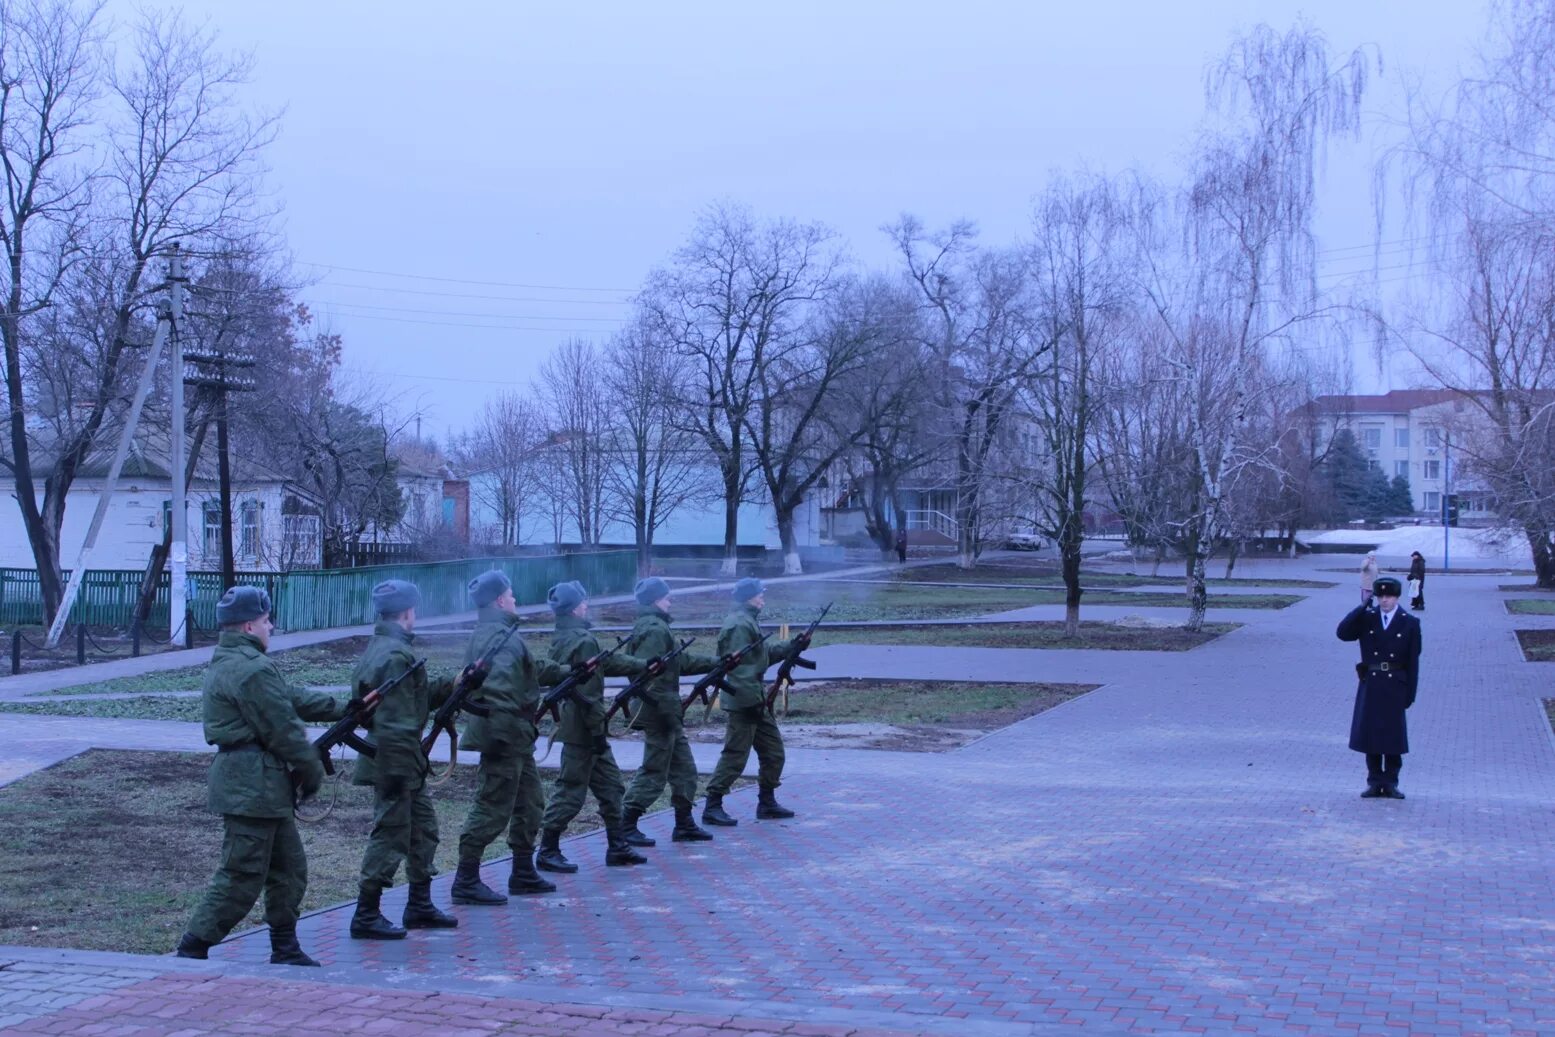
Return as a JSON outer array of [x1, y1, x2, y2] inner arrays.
[[1004, 532, 1045, 551]]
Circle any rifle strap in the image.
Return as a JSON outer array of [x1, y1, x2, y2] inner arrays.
[[294, 743, 347, 824]]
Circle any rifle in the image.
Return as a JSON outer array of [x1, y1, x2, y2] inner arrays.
[[680, 632, 772, 720], [604, 637, 696, 731], [532, 634, 634, 727], [294, 657, 426, 816], [418, 623, 518, 783], [764, 602, 831, 716]]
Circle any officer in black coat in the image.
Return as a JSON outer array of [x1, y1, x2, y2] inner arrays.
[[1336, 576, 1422, 799]]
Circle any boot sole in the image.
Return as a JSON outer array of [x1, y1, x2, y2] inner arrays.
[[756, 812, 795, 820], [403, 919, 459, 929], [536, 862, 579, 874], [702, 816, 738, 827], [450, 891, 508, 905], [605, 857, 649, 866], [672, 832, 715, 842], [625, 837, 657, 847], [350, 929, 408, 940]]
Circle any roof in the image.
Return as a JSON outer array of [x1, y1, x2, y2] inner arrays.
[[1307, 389, 1462, 416]]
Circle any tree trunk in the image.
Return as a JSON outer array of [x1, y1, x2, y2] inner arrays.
[[1224, 538, 1241, 579], [1528, 527, 1555, 589], [1060, 528, 1083, 639], [776, 506, 803, 575], [719, 459, 741, 577], [1185, 536, 1209, 633]]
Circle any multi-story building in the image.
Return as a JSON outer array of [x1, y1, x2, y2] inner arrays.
[[1308, 389, 1495, 520]]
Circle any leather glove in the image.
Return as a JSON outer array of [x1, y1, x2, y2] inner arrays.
[[345, 696, 368, 718], [297, 768, 323, 800], [1354, 662, 1366, 680], [593, 734, 611, 755], [644, 657, 665, 677], [795, 631, 812, 650], [462, 664, 488, 691]]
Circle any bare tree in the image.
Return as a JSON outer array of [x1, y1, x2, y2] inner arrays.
[[645, 203, 839, 576], [455, 390, 545, 547], [601, 319, 715, 575], [535, 338, 612, 546], [887, 216, 1050, 569]]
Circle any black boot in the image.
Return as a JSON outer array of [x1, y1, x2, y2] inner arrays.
[[174, 932, 211, 959], [672, 803, 714, 842], [605, 826, 648, 866], [756, 784, 795, 820], [536, 829, 578, 874], [507, 852, 557, 895], [702, 793, 738, 827], [450, 859, 507, 905], [402, 881, 458, 929], [350, 884, 407, 940], [621, 807, 656, 847], [268, 925, 321, 967]]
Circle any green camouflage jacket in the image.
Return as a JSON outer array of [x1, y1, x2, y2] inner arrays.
[[459, 607, 569, 756], [715, 604, 795, 712], [548, 614, 646, 745], [626, 606, 718, 731], [201, 631, 345, 818], [349, 622, 454, 790]]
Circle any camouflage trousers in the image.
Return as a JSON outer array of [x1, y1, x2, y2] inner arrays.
[[540, 742, 625, 832], [458, 750, 544, 863], [706, 705, 784, 795], [359, 782, 439, 889], [186, 814, 307, 944], [623, 717, 699, 812]]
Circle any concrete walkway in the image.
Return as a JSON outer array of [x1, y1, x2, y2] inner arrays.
[[4, 558, 1554, 1034]]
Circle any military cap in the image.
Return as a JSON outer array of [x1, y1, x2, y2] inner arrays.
[[547, 580, 588, 614], [468, 569, 512, 608], [733, 577, 766, 603], [372, 579, 421, 615], [634, 576, 671, 606], [215, 585, 271, 625], [1373, 576, 1403, 597]]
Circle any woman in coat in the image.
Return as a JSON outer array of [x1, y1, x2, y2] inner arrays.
[[1407, 551, 1426, 611]]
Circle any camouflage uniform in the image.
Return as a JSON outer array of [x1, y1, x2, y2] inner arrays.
[[704, 604, 795, 814], [622, 605, 718, 817]]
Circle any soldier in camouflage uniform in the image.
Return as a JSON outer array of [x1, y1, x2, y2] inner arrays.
[[348, 579, 460, 940], [452, 569, 574, 905], [702, 578, 807, 827], [536, 581, 652, 871], [175, 587, 348, 966], [620, 577, 720, 846]]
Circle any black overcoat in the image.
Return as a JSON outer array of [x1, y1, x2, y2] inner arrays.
[[1337, 605, 1422, 755]]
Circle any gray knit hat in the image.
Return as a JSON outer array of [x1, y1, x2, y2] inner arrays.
[[216, 585, 271, 625], [634, 577, 671, 606], [733, 577, 766, 603], [547, 580, 588, 614], [372, 579, 421, 616], [468, 569, 512, 608]]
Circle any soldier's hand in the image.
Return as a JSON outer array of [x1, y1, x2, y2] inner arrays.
[[644, 657, 665, 677], [298, 770, 323, 800], [462, 664, 488, 691], [593, 734, 611, 755], [795, 631, 812, 650], [345, 696, 368, 718]]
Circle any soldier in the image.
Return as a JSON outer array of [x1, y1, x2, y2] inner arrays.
[[174, 586, 348, 966], [452, 569, 572, 905], [1337, 575, 1423, 799], [348, 579, 460, 940], [620, 577, 721, 846], [536, 581, 652, 871], [702, 578, 808, 827]]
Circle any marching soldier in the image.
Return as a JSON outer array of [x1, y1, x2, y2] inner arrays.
[[1338, 575, 1423, 799], [620, 577, 721, 846], [536, 581, 652, 870], [452, 569, 572, 905], [348, 579, 459, 940], [175, 586, 348, 966], [702, 578, 807, 827]]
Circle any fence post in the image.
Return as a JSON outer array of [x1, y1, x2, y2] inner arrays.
[[10, 630, 19, 675], [131, 619, 141, 658], [76, 623, 86, 665]]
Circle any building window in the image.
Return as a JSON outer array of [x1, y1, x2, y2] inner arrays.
[[1424, 460, 1441, 481], [1361, 427, 1382, 450], [442, 497, 456, 527], [282, 515, 320, 564], [1424, 491, 1440, 513], [1424, 428, 1441, 449], [1394, 461, 1409, 478], [203, 503, 221, 555], [239, 500, 259, 560], [1395, 428, 1409, 449]]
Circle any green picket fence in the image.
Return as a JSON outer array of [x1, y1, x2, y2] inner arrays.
[[0, 552, 636, 633]]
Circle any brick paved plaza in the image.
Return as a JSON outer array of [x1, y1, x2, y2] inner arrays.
[[3, 558, 1553, 1035]]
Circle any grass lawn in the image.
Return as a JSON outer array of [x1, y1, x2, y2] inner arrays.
[[1546, 699, 1555, 735], [1505, 599, 1555, 615], [756, 678, 1094, 727], [891, 562, 1335, 590], [1516, 630, 1555, 662], [1498, 584, 1555, 593], [0, 749, 736, 956], [813, 621, 1239, 651]]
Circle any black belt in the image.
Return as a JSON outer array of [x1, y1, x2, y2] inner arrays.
[[217, 741, 259, 752], [1366, 663, 1408, 675]]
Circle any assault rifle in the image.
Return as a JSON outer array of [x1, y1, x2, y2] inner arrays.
[[532, 634, 634, 727], [764, 603, 830, 716], [418, 623, 518, 782], [604, 637, 696, 731], [680, 632, 772, 719], [294, 658, 425, 811]]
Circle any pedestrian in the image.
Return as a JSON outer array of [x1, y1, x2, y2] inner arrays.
[[1337, 576, 1422, 800], [452, 569, 573, 906], [175, 586, 348, 966], [348, 579, 460, 940], [702, 578, 809, 827], [1359, 551, 1379, 606], [1407, 551, 1426, 612], [620, 577, 722, 846], [895, 526, 908, 563], [536, 581, 652, 871]]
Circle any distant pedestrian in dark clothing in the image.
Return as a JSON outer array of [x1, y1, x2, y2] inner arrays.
[[1407, 551, 1426, 612], [894, 527, 908, 563], [1337, 576, 1422, 800]]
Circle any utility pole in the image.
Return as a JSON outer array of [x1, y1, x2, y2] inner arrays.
[[1442, 430, 1452, 573], [186, 346, 256, 589], [168, 245, 191, 647]]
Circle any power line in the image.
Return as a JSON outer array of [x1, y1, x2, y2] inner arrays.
[[312, 299, 629, 322], [296, 260, 635, 293], [318, 278, 634, 305], [330, 311, 616, 332]]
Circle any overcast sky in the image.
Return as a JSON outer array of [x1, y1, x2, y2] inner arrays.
[[134, 1, 1491, 438]]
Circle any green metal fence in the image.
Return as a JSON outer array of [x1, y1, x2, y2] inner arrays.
[[0, 552, 636, 632]]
